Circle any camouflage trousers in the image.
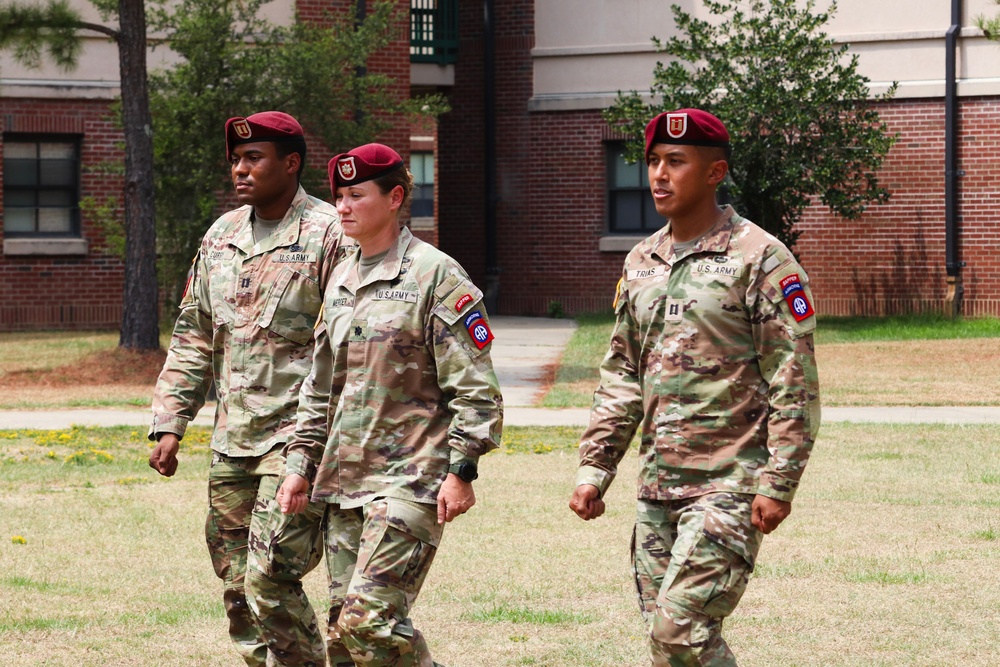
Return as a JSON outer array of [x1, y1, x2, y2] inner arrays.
[[632, 493, 763, 667], [206, 447, 326, 667], [322, 497, 444, 667]]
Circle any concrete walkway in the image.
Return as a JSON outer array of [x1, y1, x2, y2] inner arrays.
[[2, 316, 999, 429]]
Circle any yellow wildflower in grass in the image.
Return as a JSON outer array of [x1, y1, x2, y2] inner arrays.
[[47, 451, 56, 459], [11, 535, 27, 545]]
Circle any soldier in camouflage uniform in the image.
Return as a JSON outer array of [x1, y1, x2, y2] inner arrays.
[[569, 109, 820, 666], [148, 112, 350, 667], [277, 143, 503, 667]]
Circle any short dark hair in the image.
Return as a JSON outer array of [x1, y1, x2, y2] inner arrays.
[[275, 137, 307, 180]]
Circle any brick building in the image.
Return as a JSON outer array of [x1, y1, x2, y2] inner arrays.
[[2, 0, 999, 331]]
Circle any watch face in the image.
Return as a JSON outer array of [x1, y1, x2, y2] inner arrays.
[[456, 463, 478, 482]]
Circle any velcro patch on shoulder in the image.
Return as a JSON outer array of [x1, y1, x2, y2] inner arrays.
[[432, 275, 484, 326]]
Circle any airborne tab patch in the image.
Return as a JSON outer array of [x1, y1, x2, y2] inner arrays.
[[779, 273, 815, 322], [462, 310, 494, 350]]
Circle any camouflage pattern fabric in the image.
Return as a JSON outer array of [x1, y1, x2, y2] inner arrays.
[[633, 494, 762, 667], [150, 185, 350, 455], [285, 226, 503, 508], [206, 449, 283, 667], [151, 186, 346, 665], [246, 474, 327, 667], [323, 498, 443, 667], [576, 206, 820, 503]]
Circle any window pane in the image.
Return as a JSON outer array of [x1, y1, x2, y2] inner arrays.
[[5, 190, 36, 207], [410, 155, 424, 183], [4, 158, 38, 186], [38, 208, 72, 233], [411, 199, 434, 218], [39, 142, 75, 159], [643, 199, 664, 231], [39, 191, 74, 206], [4, 143, 36, 159], [611, 192, 642, 232], [611, 150, 640, 188], [4, 208, 36, 233], [40, 159, 76, 186], [423, 154, 434, 185]]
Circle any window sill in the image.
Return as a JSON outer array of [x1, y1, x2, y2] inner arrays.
[[599, 235, 643, 253], [3, 238, 89, 256], [410, 216, 435, 231]]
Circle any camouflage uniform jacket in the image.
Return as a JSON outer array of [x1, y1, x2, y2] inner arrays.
[[576, 206, 820, 503], [150, 186, 349, 456], [285, 227, 503, 509]]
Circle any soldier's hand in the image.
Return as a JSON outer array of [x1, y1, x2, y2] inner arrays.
[[437, 474, 476, 524], [148, 434, 180, 477], [277, 474, 311, 515], [751, 495, 791, 534], [569, 484, 605, 521]]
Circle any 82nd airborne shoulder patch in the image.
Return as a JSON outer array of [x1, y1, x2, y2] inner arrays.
[[779, 273, 815, 322], [463, 309, 494, 350]]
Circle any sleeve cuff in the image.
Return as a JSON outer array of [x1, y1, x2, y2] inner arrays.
[[575, 465, 614, 498], [284, 449, 316, 481], [148, 414, 190, 441], [757, 474, 799, 503], [448, 448, 480, 467]]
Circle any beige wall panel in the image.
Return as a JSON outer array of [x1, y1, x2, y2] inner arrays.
[[532, 0, 1000, 107], [0, 0, 295, 98]]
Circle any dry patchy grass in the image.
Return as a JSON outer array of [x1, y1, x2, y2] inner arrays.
[[0, 332, 165, 408], [542, 316, 1000, 408], [1, 423, 997, 666], [816, 338, 1000, 405]]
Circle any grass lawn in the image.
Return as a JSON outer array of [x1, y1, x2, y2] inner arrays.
[[541, 313, 1000, 408], [1, 423, 997, 666]]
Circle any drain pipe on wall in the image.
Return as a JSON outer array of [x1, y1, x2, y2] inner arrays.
[[482, 0, 500, 314], [944, 0, 964, 317]]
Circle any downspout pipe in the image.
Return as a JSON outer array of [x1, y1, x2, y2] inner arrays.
[[944, 0, 964, 314], [483, 0, 500, 313]]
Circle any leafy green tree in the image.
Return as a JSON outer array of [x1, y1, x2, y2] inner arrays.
[[975, 1, 1000, 40], [604, 0, 897, 248], [149, 0, 446, 304], [1, 0, 159, 350]]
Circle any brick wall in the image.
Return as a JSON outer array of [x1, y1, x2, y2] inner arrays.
[[797, 97, 1000, 317], [0, 99, 125, 331]]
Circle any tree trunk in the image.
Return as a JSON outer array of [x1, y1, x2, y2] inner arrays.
[[117, 0, 159, 350]]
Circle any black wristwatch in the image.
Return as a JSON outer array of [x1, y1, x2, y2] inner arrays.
[[448, 461, 478, 483]]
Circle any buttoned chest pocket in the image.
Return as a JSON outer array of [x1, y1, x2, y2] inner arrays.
[[258, 267, 321, 345]]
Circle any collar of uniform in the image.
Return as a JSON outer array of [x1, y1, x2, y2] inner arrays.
[[230, 185, 309, 257], [337, 225, 415, 293], [653, 205, 737, 264]]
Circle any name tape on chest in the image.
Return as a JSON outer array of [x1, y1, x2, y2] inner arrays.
[[375, 289, 419, 303], [462, 309, 494, 350], [273, 252, 317, 264], [626, 265, 666, 281], [779, 273, 815, 322], [329, 296, 355, 309]]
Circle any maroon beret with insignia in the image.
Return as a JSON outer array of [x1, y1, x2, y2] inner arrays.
[[328, 143, 405, 191], [225, 111, 304, 158], [644, 108, 730, 159]]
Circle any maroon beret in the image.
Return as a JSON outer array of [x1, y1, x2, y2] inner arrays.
[[225, 111, 304, 158], [644, 109, 730, 158], [328, 143, 405, 191]]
